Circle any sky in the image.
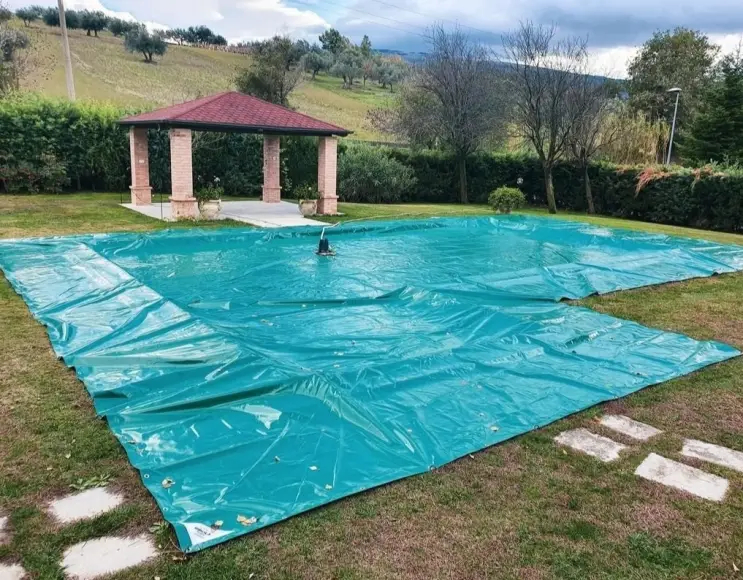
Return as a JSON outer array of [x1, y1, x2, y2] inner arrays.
[[6, 0, 743, 77]]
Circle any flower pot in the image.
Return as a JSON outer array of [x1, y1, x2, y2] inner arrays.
[[299, 200, 317, 217], [200, 200, 221, 220]]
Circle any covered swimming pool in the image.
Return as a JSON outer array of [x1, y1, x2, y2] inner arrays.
[[1, 215, 741, 551]]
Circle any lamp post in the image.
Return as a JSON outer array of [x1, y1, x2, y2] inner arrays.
[[58, 0, 76, 100], [665, 87, 681, 165]]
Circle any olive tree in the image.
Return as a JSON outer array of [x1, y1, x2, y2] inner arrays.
[[124, 27, 167, 63]]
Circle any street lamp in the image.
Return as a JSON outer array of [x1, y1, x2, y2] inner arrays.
[[666, 87, 681, 165]]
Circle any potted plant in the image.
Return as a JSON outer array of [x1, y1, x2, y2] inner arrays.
[[195, 180, 224, 220], [488, 186, 526, 214], [296, 184, 319, 217]]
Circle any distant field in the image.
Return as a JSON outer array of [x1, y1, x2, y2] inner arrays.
[[17, 21, 394, 140]]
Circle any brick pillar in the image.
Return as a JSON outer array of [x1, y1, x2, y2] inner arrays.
[[168, 128, 197, 220], [317, 136, 338, 215], [262, 135, 281, 203], [129, 128, 152, 205]]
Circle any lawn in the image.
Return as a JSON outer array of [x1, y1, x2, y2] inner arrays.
[[1, 194, 743, 579]]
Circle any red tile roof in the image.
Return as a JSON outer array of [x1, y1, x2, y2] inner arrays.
[[119, 92, 350, 136]]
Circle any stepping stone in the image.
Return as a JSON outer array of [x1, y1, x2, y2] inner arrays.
[[0, 514, 8, 545], [0, 563, 27, 580], [682, 439, 743, 473], [635, 453, 728, 502], [555, 428, 627, 462], [599, 414, 662, 441], [61, 534, 157, 579], [48, 488, 124, 524]]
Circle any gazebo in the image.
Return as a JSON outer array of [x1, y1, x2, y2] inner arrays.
[[119, 92, 351, 219]]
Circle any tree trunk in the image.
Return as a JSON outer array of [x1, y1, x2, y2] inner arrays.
[[458, 156, 468, 204], [583, 161, 595, 214], [544, 167, 557, 214]]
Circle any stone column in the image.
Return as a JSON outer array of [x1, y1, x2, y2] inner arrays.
[[317, 136, 338, 215], [168, 128, 198, 220], [262, 135, 281, 203], [129, 128, 151, 205]]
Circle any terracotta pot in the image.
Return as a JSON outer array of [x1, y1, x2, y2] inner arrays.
[[299, 200, 317, 217], [200, 200, 221, 220]]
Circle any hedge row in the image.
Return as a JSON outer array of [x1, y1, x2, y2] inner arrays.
[[2, 95, 742, 232]]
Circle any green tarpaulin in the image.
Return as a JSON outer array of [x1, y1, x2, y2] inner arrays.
[[1, 216, 741, 551]]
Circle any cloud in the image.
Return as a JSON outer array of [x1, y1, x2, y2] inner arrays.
[[5, 0, 742, 76]]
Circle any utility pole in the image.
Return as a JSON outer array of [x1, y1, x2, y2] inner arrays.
[[666, 87, 681, 165], [58, 0, 76, 100]]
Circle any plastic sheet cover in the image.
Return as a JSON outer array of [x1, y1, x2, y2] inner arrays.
[[1, 216, 742, 552]]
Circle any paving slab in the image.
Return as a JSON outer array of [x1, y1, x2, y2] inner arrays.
[[599, 414, 663, 441], [555, 428, 627, 462], [635, 453, 728, 502], [61, 535, 157, 579], [0, 563, 27, 580], [48, 488, 124, 525], [0, 515, 8, 545], [682, 439, 743, 473]]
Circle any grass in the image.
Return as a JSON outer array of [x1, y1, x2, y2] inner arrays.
[[16, 21, 393, 140], [1, 194, 743, 579]]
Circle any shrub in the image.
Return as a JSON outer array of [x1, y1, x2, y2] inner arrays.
[[0, 153, 68, 193], [124, 27, 167, 63], [294, 183, 318, 200], [338, 145, 416, 203], [489, 187, 526, 213], [195, 182, 224, 208]]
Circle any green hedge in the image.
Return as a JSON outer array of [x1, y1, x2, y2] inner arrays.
[[2, 95, 742, 232]]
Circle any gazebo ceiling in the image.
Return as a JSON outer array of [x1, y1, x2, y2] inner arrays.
[[119, 91, 351, 137]]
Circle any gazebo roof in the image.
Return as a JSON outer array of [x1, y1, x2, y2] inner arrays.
[[119, 91, 351, 137]]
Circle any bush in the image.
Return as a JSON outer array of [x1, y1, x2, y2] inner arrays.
[[0, 153, 68, 193], [488, 187, 525, 213], [338, 145, 416, 203]]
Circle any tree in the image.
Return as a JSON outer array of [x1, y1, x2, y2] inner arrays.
[[0, 3, 10, 24], [502, 22, 591, 213], [108, 18, 136, 37], [15, 7, 40, 26], [185, 25, 214, 45], [681, 48, 743, 164], [567, 80, 624, 213], [330, 47, 363, 88], [211, 34, 227, 46], [80, 10, 107, 37], [124, 27, 167, 63], [374, 59, 407, 91], [164, 28, 188, 45], [319, 28, 349, 55], [235, 35, 303, 105], [360, 34, 372, 57], [303, 47, 332, 79], [628, 28, 719, 128], [372, 26, 507, 203], [64, 9, 80, 30], [0, 23, 30, 94], [41, 7, 59, 26]]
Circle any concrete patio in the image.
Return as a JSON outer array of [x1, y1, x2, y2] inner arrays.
[[122, 200, 326, 228]]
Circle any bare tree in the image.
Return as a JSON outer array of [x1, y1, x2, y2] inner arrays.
[[567, 78, 623, 213], [502, 22, 590, 213], [372, 25, 507, 203]]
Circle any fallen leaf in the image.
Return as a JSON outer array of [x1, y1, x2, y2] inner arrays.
[[162, 478, 175, 488], [237, 515, 257, 526], [212, 520, 224, 529], [309, 465, 318, 471], [734, 563, 739, 573]]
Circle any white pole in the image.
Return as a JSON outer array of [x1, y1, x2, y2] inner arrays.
[[58, 0, 76, 101], [666, 90, 680, 165]]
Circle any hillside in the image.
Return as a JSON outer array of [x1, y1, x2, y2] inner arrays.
[[17, 22, 394, 140]]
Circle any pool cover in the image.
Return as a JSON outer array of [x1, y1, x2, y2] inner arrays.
[[1, 215, 742, 551]]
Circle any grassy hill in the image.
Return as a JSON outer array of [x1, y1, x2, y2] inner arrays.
[[17, 22, 394, 140]]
